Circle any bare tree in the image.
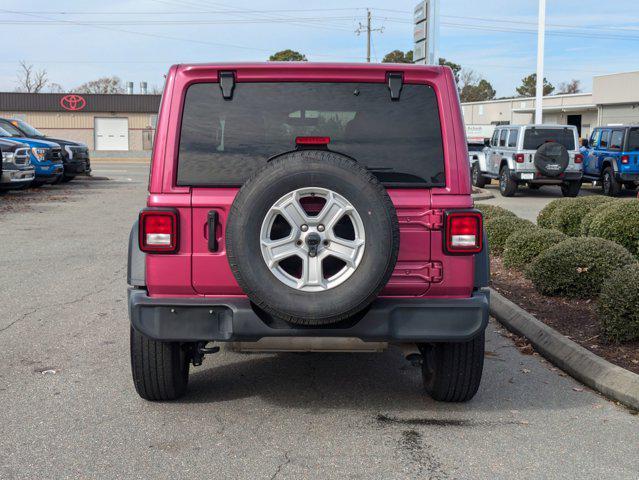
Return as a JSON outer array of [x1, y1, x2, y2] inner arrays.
[[557, 79, 581, 94], [15, 61, 49, 93], [459, 69, 480, 91], [47, 82, 64, 93], [74, 76, 125, 94]]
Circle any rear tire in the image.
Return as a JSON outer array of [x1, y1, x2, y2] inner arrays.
[[471, 163, 487, 188], [561, 180, 581, 197], [130, 327, 190, 401], [602, 167, 621, 197], [419, 331, 485, 402], [499, 166, 518, 197]]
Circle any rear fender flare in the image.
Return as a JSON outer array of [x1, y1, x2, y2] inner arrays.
[[127, 220, 146, 287]]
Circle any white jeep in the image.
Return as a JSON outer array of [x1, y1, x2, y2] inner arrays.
[[471, 124, 583, 197]]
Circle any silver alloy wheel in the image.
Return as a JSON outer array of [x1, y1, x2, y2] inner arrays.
[[260, 187, 365, 292]]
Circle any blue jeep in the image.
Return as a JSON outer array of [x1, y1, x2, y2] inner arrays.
[[0, 124, 63, 186], [583, 126, 639, 196]]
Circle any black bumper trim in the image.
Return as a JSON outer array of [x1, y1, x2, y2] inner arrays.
[[128, 288, 490, 343], [618, 172, 639, 182]]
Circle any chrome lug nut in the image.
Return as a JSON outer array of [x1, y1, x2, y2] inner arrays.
[[301, 224, 309, 232], [317, 224, 325, 232]]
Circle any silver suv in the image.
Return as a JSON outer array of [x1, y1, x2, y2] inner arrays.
[[471, 124, 583, 197]]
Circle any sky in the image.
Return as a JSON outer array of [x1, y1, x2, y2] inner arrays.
[[1, 0, 638, 97]]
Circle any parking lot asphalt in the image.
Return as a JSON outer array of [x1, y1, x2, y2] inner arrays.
[[1, 163, 638, 480], [475, 181, 636, 222]]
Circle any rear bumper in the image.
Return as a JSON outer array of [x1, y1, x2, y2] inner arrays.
[[128, 288, 490, 343], [511, 170, 582, 184], [617, 172, 639, 183]]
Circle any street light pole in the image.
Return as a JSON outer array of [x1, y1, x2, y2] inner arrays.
[[535, 0, 546, 124]]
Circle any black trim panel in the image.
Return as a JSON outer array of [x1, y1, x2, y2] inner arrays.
[[128, 288, 489, 343]]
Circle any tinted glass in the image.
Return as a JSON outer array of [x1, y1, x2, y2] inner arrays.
[[10, 119, 44, 137], [600, 130, 610, 148], [499, 129, 507, 147], [627, 128, 639, 151], [610, 130, 624, 150], [589, 129, 600, 148], [522, 128, 575, 150], [467, 144, 484, 152], [490, 130, 499, 146], [178, 82, 445, 187], [507, 129, 518, 147]]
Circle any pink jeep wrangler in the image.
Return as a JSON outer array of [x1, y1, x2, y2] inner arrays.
[[128, 63, 489, 402]]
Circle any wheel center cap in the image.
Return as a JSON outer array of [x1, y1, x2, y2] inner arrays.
[[305, 232, 322, 256]]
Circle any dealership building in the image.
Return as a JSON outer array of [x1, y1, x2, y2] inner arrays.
[[0, 92, 160, 155], [462, 70, 639, 138]]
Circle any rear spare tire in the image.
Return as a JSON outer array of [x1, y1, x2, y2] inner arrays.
[[534, 142, 569, 177], [226, 150, 400, 325]]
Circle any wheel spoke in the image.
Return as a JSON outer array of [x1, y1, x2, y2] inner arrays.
[[277, 192, 309, 229], [317, 193, 351, 230], [299, 255, 324, 288], [261, 236, 300, 268], [323, 237, 364, 267]]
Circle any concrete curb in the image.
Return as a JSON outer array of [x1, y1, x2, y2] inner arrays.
[[489, 287, 639, 410], [472, 188, 494, 201]]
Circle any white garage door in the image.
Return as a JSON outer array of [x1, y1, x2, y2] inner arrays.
[[95, 117, 129, 150]]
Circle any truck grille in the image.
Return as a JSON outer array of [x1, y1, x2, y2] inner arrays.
[[46, 147, 63, 163], [14, 147, 31, 166], [70, 146, 89, 160]]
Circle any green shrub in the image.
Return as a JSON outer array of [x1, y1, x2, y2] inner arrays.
[[503, 228, 567, 270], [526, 237, 636, 298], [485, 216, 536, 255], [579, 198, 625, 236], [474, 204, 516, 222], [588, 200, 639, 258], [551, 196, 616, 236], [537, 198, 573, 229], [598, 264, 639, 342]]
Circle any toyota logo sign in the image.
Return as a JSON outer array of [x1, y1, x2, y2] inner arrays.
[[60, 94, 86, 111]]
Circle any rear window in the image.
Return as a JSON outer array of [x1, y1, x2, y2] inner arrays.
[[522, 128, 575, 151], [177, 82, 445, 187], [626, 128, 639, 151], [467, 143, 484, 152]]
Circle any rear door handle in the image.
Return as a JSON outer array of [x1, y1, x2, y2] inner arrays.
[[208, 210, 218, 252]]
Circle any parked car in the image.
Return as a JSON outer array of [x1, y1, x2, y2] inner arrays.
[[0, 124, 63, 186], [582, 126, 639, 196], [475, 124, 583, 197], [0, 118, 90, 183], [127, 63, 489, 403], [0, 138, 34, 190], [468, 141, 490, 187]]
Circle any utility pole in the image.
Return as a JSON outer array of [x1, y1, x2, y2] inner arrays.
[[535, 0, 546, 124], [356, 9, 384, 62]]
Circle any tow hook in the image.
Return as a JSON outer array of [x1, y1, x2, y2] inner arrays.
[[190, 342, 220, 366]]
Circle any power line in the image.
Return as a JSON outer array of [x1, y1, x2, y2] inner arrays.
[[0, 8, 365, 60], [355, 9, 384, 63]]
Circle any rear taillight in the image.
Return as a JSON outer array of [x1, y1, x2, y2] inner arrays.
[[621, 155, 630, 164], [574, 153, 583, 164], [514, 153, 525, 163], [445, 211, 483, 254], [139, 209, 178, 253], [295, 136, 330, 146]]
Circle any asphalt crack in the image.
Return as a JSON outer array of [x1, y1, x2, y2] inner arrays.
[[0, 266, 125, 334], [270, 451, 291, 480]]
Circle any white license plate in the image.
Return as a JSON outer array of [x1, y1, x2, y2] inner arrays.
[[521, 173, 534, 180]]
